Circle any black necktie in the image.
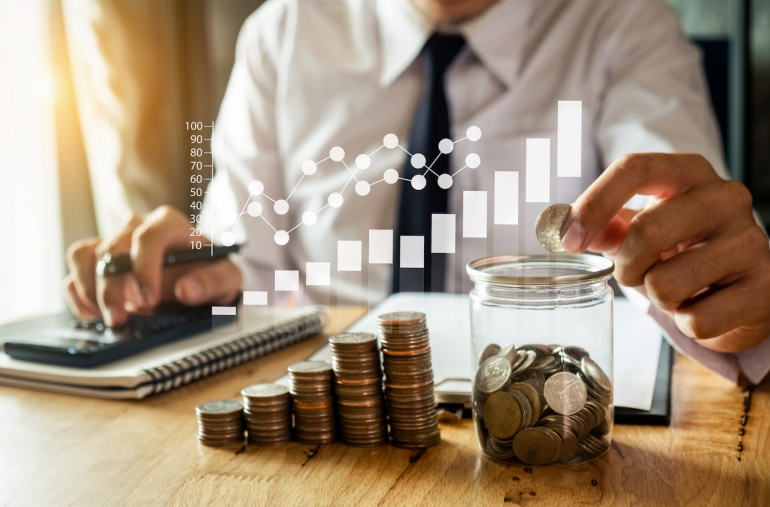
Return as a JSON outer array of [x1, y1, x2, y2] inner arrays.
[[392, 33, 466, 294]]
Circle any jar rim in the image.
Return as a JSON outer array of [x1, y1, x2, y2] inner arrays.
[[466, 254, 614, 286]]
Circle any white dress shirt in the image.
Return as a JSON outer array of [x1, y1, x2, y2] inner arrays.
[[206, 0, 770, 384]]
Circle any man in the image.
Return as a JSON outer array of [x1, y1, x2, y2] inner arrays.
[[64, 0, 770, 383]]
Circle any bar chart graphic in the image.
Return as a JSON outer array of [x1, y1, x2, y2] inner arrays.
[[210, 100, 583, 309]]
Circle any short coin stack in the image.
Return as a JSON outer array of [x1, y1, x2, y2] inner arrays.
[[196, 400, 245, 447], [288, 361, 337, 445], [329, 333, 388, 447], [378, 311, 440, 449], [241, 383, 292, 446], [474, 343, 612, 465]]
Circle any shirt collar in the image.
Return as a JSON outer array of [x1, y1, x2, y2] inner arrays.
[[377, 0, 535, 89]]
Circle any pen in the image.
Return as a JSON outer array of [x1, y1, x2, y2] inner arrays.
[[95, 244, 242, 278]]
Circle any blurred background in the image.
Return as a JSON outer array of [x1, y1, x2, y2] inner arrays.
[[0, 0, 768, 325]]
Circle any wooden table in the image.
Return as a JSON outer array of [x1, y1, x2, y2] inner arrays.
[[1, 307, 768, 507]]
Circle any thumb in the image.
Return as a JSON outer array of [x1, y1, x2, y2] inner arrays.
[[174, 259, 243, 306], [565, 207, 640, 256]]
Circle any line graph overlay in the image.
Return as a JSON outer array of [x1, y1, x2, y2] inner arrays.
[[219, 127, 482, 247]]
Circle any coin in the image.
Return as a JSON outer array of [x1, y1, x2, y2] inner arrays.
[[544, 372, 587, 416], [507, 382, 541, 423], [289, 360, 336, 445], [241, 383, 292, 446], [512, 427, 559, 465], [483, 392, 522, 440], [196, 400, 245, 448], [476, 356, 512, 395], [534, 203, 571, 252], [479, 343, 501, 365], [581, 357, 612, 394]]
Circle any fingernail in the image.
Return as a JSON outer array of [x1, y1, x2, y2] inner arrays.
[[561, 220, 585, 253], [142, 287, 156, 307], [180, 279, 204, 302]]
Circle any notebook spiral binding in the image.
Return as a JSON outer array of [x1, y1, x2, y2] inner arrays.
[[142, 312, 326, 395]]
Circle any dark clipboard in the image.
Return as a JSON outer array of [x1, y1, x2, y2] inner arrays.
[[614, 337, 673, 426]]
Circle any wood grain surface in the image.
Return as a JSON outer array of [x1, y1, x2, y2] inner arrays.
[[0, 306, 768, 507]]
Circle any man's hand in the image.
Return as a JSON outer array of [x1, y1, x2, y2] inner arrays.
[[63, 206, 242, 327], [562, 153, 770, 353]]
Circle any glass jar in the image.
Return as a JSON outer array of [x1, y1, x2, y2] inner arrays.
[[466, 254, 614, 466]]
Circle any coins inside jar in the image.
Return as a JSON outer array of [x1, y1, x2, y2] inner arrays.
[[474, 343, 612, 465], [196, 400, 245, 447], [378, 311, 440, 449]]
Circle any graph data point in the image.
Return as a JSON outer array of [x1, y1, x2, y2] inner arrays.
[[274, 230, 289, 245], [355, 154, 371, 169], [411, 174, 427, 190], [383, 134, 398, 149], [438, 139, 454, 154], [384, 168, 399, 184], [302, 211, 317, 226], [467, 126, 482, 141], [328, 192, 343, 208], [248, 180, 264, 196], [274, 199, 289, 215], [411, 153, 426, 169], [302, 160, 317, 175], [438, 174, 453, 189], [466, 153, 481, 169], [355, 180, 370, 196], [221, 210, 237, 226], [221, 231, 236, 247], [247, 202, 263, 217], [330, 146, 345, 162]]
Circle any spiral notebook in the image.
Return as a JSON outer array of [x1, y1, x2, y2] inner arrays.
[[0, 306, 325, 399]]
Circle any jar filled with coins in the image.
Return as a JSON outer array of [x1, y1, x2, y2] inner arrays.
[[466, 254, 614, 465]]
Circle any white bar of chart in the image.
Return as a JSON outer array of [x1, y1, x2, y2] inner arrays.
[[526, 138, 550, 202], [306, 262, 330, 286], [557, 101, 582, 177], [338, 241, 362, 271], [275, 270, 299, 291], [369, 230, 393, 264], [212, 306, 236, 315], [494, 171, 519, 225], [400, 236, 424, 268], [431, 214, 455, 253], [242, 291, 268, 305], [463, 191, 487, 238]]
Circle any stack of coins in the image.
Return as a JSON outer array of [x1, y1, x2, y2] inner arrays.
[[196, 400, 245, 447], [474, 343, 612, 465], [329, 333, 388, 447], [378, 311, 440, 449], [241, 383, 292, 446], [288, 361, 336, 445]]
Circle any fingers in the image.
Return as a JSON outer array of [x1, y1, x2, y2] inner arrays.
[[643, 228, 758, 312], [65, 238, 101, 317], [174, 259, 243, 306], [95, 215, 144, 326], [130, 206, 193, 307], [63, 274, 100, 320], [562, 153, 718, 253], [612, 180, 748, 286]]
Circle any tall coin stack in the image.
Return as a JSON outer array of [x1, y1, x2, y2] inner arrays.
[[241, 383, 292, 446], [288, 361, 337, 445], [196, 400, 245, 447], [378, 312, 441, 449], [329, 333, 388, 447]]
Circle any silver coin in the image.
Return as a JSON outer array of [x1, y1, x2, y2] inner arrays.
[[196, 400, 243, 415], [288, 361, 333, 374], [581, 356, 612, 394], [475, 356, 512, 395], [543, 372, 587, 416], [329, 332, 378, 345], [241, 383, 289, 398], [534, 203, 571, 253]]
